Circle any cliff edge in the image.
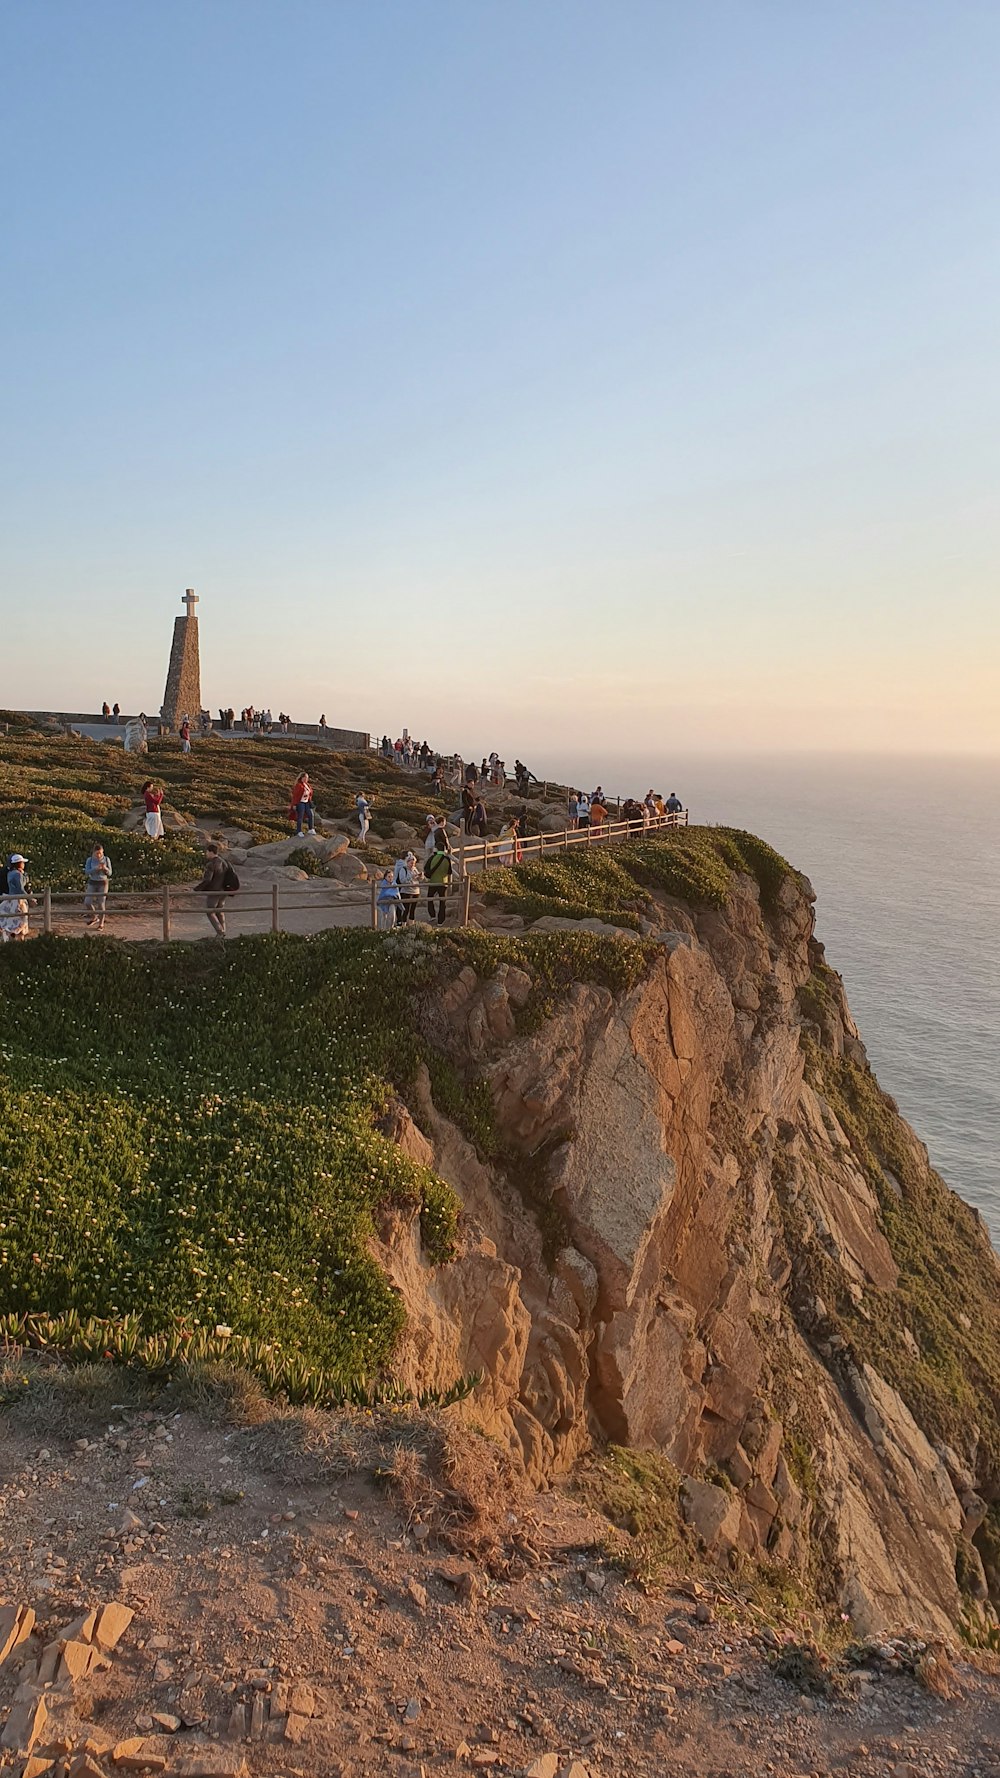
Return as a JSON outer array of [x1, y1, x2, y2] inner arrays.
[[371, 858, 1000, 1641]]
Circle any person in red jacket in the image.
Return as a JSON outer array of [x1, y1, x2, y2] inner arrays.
[[290, 772, 316, 836], [142, 781, 164, 840]]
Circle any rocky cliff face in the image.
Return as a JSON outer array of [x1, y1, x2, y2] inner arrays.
[[371, 868, 1000, 1641]]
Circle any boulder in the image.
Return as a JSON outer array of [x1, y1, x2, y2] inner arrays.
[[529, 915, 640, 941]]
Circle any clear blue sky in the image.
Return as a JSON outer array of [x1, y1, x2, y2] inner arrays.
[[4, 1, 999, 756]]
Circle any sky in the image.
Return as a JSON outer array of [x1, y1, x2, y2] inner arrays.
[[3, 1, 1000, 761]]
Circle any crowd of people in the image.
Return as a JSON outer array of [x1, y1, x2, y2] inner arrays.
[[1, 740, 685, 941]]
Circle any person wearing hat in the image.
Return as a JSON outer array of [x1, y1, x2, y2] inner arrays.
[[0, 854, 31, 942], [391, 851, 420, 924]]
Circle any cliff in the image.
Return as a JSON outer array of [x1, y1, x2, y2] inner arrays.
[[369, 863, 1000, 1642]]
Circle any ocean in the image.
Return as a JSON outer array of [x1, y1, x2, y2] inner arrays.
[[539, 750, 1000, 1240]]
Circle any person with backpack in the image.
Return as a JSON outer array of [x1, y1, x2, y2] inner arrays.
[[194, 844, 237, 937], [423, 829, 454, 925], [0, 853, 31, 942], [142, 780, 164, 839], [83, 844, 112, 931]]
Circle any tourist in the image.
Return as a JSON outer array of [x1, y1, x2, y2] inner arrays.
[[392, 851, 420, 923], [291, 771, 316, 836], [199, 709, 211, 735], [195, 844, 229, 938], [422, 813, 445, 858], [180, 716, 191, 754], [319, 713, 327, 735], [112, 702, 121, 724], [424, 829, 453, 925], [142, 780, 164, 839], [83, 844, 112, 931], [590, 792, 608, 836], [430, 764, 444, 797], [666, 791, 683, 814], [0, 854, 31, 943], [102, 701, 111, 723], [375, 869, 402, 930], [261, 708, 273, 733], [497, 815, 521, 865], [461, 782, 476, 834], [356, 790, 371, 845], [622, 796, 643, 829], [576, 790, 591, 829], [471, 794, 488, 838]]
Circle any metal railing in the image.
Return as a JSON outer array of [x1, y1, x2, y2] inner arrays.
[[4, 807, 688, 942]]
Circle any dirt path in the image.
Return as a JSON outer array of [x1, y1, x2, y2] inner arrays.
[[3, 1390, 1000, 1778]]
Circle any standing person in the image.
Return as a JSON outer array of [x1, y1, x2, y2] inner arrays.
[[179, 716, 191, 754], [194, 844, 229, 938], [589, 793, 608, 837], [142, 780, 164, 839], [356, 791, 371, 845], [472, 794, 488, 838], [424, 829, 453, 925], [0, 854, 31, 942], [83, 844, 112, 931], [319, 713, 328, 735], [666, 790, 683, 814], [461, 782, 476, 834], [112, 702, 121, 724], [102, 701, 111, 722], [576, 790, 591, 829], [422, 812, 444, 858], [392, 851, 420, 923], [375, 869, 402, 930], [496, 815, 521, 865], [291, 772, 316, 835]]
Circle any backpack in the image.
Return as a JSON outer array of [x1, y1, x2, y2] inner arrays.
[[222, 862, 240, 892]]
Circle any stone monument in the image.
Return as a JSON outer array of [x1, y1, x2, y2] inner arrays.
[[161, 589, 201, 731]]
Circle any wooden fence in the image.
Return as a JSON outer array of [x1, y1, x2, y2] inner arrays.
[[5, 807, 688, 941]]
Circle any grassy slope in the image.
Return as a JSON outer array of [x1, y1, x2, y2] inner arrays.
[[0, 726, 475, 890], [482, 826, 792, 927], [0, 926, 651, 1400]]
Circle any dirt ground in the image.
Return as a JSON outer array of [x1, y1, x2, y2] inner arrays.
[[3, 1380, 1000, 1778]]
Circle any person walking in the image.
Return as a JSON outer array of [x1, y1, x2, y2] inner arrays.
[[392, 851, 420, 923], [142, 781, 164, 839], [356, 791, 371, 844], [291, 772, 316, 835], [194, 844, 230, 938], [180, 717, 191, 755], [461, 782, 476, 834], [83, 844, 112, 931], [497, 815, 521, 865], [424, 829, 453, 925], [0, 854, 32, 942], [375, 870, 402, 930]]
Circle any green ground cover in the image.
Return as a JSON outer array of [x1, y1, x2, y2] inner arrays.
[[483, 826, 793, 925], [0, 726, 469, 890], [0, 925, 664, 1400]]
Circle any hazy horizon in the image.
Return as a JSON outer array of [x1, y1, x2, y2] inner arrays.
[[4, 2, 1000, 753]]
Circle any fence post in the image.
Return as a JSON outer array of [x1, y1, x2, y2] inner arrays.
[[271, 883, 280, 932], [461, 873, 472, 927], [43, 887, 52, 935], [370, 878, 378, 929], [161, 885, 171, 942]]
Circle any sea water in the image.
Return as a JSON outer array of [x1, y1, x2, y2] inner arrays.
[[538, 750, 1000, 1240]]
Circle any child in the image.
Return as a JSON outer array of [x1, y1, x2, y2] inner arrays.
[[375, 869, 402, 930]]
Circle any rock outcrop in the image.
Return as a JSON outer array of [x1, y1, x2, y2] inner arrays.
[[373, 866, 1000, 1640]]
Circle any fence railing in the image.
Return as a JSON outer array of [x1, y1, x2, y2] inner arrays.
[[4, 807, 688, 942]]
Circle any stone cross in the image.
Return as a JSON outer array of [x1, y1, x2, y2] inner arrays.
[[182, 588, 199, 617]]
